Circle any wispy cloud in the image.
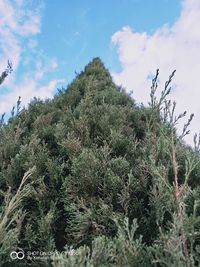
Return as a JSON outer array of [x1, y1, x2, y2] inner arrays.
[[34, 58, 58, 81], [0, 78, 65, 115], [0, 0, 64, 115], [0, 0, 41, 70], [111, 0, 200, 145]]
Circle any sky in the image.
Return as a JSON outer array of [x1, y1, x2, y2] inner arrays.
[[0, 0, 199, 145]]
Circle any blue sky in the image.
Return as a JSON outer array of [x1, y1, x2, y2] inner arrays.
[[39, 0, 181, 79], [0, 0, 181, 97], [0, 0, 199, 145]]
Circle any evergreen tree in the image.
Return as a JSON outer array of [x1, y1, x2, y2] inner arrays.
[[0, 58, 199, 266]]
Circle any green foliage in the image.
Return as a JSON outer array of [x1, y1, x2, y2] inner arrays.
[[0, 61, 12, 86], [0, 168, 35, 264], [0, 58, 200, 266], [52, 217, 150, 267]]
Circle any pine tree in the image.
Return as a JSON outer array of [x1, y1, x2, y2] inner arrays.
[[0, 58, 199, 266]]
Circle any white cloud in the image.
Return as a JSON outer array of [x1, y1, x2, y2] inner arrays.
[[111, 0, 200, 145], [50, 58, 58, 70], [34, 58, 58, 81], [0, 78, 65, 115], [0, 1, 64, 116], [0, 0, 41, 70]]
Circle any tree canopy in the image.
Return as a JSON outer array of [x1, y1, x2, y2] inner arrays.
[[0, 58, 200, 266]]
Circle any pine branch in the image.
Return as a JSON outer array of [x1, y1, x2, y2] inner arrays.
[[0, 167, 36, 244], [0, 60, 13, 85]]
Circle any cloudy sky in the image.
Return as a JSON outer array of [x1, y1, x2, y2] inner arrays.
[[0, 0, 199, 144]]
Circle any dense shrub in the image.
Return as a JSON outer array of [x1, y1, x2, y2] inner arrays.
[[0, 58, 200, 266]]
